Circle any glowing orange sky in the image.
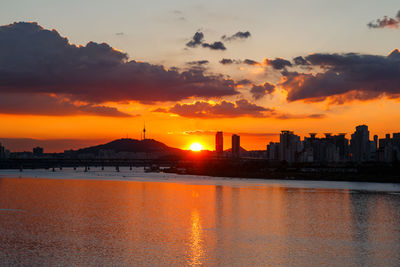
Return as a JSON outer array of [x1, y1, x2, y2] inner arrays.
[[1, 97, 400, 152], [1, 5, 400, 153]]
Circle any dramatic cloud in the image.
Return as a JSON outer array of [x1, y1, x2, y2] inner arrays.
[[186, 31, 226, 50], [0, 93, 132, 117], [264, 58, 292, 70], [250, 82, 276, 100], [153, 100, 324, 119], [153, 100, 273, 118], [367, 11, 400, 29], [186, 32, 205, 47], [280, 49, 400, 103], [0, 22, 239, 114], [219, 58, 260, 65], [293, 56, 309, 65], [222, 31, 251, 41], [202, 41, 226, 50]]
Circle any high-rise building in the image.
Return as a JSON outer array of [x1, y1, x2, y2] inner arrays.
[[302, 133, 349, 162], [0, 142, 5, 159], [266, 142, 280, 160], [232, 134, 240, 158], [350, 125, 371, 162], [215, 131, 223, 155], [279, 130, 301, 163], [378, 133, 400, 162]]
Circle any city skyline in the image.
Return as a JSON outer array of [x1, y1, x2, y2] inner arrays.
[[1, 1, 400, 152], [2, 123, 400, 161]]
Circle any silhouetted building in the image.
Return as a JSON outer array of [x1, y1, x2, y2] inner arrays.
[[266, 142, 280, 160], [215, 131, 223, 155], [232, 134, 240, 158], [279, 130, 301, 163], [0, 142, 6, 159], [302, 133, 349, 162], [378, 133, 400, 162], [350, 125, 372, 162], [33, 147, 44, 156]]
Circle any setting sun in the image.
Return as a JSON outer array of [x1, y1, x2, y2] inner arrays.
[[189, 142, 204, 151]]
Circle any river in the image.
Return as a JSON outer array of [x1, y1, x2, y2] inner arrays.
[[0, 168, 399, 266]]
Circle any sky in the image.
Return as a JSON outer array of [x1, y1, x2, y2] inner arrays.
[[1, 0, 400, 152]]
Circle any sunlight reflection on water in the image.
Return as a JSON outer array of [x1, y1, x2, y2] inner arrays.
[[0, 177, 399, 266]]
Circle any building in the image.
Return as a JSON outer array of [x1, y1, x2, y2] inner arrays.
[[350, 125, 372, 162], [266, 142, 280, 160], [302, 133, 349, 163], [279, 131, 301, 163], [33, 147, 44, 156], [0, 142, 5, 159], [215, 131, 223, 155], [378, 133, 400, 162], [232, 134, 240, 158]]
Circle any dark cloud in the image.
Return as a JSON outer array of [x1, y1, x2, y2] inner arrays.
[[219, 58, 234, 65], [367, 17, 399, 29], [0, 93, 133, 117], [186, 60, 209, 66], [235, 79, 252, 85], [280, 49, 400, 103], [250, 82, 276, 100], [293, 56, 309, 65], [153, 100, 272, 118], [186, 31, 226, 50], [186, 31, 205, 47], [219, 58, 260, 65], [367, 11, 400, 29], [243, 59, 260, 66], [222, 31, 251, 41], [153, 100, 324, 119], [264, 58, 292, 70], [0, 22, 239, 113], [202, 41, 226, 50]]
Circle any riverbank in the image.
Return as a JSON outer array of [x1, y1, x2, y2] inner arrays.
[[1, 168, 400, 192]]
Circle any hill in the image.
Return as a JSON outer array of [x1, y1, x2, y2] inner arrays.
[[74, 138, 183, 156]]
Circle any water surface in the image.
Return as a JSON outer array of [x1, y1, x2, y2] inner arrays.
[[0, 176, 399, 266]]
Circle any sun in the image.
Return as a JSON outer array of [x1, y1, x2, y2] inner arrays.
[[189, 142, 204, 152]]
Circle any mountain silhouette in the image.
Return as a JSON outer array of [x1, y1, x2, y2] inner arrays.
[[75, 138, 182, 155]]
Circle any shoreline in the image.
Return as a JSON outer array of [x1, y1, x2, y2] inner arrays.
[[1, 168, 400, 192]]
